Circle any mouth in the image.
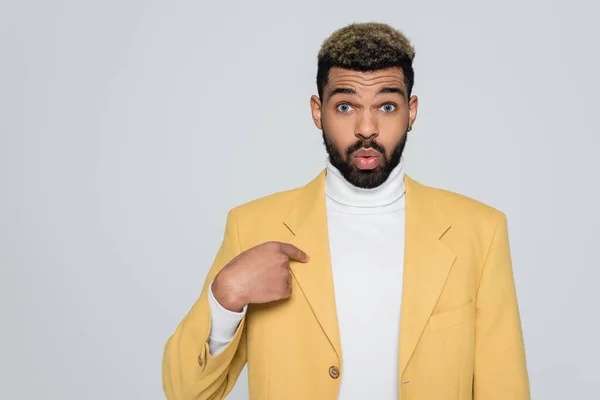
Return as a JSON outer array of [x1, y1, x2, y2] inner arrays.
[[353, 148, 381, 158], [352, 153, 381, 170]]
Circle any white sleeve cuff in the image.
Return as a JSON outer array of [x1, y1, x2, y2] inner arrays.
[[208, 279, 247, 343]]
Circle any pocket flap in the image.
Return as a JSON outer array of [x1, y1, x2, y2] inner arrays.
[[429, 300, 475, 331]]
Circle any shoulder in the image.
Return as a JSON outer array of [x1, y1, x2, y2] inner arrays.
[[407, 176, 506, 227], [221, 184, 306, 248], [226, 168, 326, 226], [229, 187, 302, 220]]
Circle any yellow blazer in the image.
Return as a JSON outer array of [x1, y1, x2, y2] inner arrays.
[[162, 169, 530, 399]]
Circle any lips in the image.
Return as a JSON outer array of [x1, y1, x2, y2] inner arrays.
[[351, 148, 382, 170], [353, 148, 380, 158]]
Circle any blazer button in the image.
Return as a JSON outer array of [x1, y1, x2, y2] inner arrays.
[[197, 355, 204, 367], [329, 366, 340, 379]]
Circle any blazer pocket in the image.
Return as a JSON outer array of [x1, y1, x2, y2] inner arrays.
[[429, 300, 475, 332]]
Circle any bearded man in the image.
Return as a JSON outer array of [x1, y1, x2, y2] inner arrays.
[[162, 22, 530, 400]]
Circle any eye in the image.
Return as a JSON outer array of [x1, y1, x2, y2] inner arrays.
[[336, 103, 354, 113], [380, 103, 397, 113]]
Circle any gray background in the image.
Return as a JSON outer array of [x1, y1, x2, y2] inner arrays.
[[1, 0, 599, 398]]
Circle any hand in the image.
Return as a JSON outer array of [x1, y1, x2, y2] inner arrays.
[[211, 241, 310, 312]]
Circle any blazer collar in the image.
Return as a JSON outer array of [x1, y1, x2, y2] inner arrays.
[[283, 168, 451, 238]]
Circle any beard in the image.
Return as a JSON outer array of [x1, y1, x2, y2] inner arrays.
[[322, 129, 407, 189]]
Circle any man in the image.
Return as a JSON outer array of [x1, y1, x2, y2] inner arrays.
[[162, 22, 530, 399]]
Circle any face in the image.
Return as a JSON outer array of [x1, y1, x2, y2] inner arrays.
[[310, 67, 418, 188]]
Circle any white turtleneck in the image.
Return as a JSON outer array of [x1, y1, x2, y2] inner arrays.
[[325, 156, 406, 399], [207, 157, 407, 399]]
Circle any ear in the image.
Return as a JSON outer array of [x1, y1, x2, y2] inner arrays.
[[408, 95, 418, 130], [310, 95, 323, 129]]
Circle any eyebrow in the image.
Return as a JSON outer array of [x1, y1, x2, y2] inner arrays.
[[326, 86, 406, 100], [327, 87, 357, 100], [378, 87, 406, 98]]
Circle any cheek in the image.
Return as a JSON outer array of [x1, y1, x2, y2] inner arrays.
[[378, 127, 407, 156], [323, 113, 356, 146]]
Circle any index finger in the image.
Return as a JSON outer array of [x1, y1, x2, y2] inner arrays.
[[279, 242, 310, 262]]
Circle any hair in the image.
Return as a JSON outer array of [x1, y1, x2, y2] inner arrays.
[[316, 22, 416, 100]]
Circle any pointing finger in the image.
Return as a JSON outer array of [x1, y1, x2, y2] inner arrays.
[[279, 242, 310, 262]]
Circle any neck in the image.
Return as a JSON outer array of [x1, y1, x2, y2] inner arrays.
[[324, 156, 406, 209]]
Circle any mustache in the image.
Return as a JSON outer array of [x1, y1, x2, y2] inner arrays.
[[345, 139, 386, 157]]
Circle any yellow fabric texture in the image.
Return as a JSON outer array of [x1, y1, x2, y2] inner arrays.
[[162, 170, 530, 400]]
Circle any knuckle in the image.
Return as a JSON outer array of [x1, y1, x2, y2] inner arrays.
[[262, 240, 277, 249]]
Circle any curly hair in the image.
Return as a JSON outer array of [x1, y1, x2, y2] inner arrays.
[[316, 22, 416, 99]]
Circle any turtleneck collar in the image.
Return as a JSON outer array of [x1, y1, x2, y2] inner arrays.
[[324, 155, 406, 212]]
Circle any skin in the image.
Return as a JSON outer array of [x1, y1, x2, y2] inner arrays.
[[213, 67, 419, 312], [311, 66, 419, 189], [212, 241, 309, 312]]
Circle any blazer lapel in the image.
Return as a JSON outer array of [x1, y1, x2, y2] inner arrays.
[[280, 169, 456, 375], [283, 169, 342, 364], [398, 175, 457, 376]]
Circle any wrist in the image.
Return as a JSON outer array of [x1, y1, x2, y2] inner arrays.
[[212, 272, 246, 313]]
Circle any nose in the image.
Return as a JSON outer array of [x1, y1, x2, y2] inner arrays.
[[355, 109, 378, 139]]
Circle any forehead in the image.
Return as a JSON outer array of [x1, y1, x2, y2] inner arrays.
[[326, 66, 406, 90]]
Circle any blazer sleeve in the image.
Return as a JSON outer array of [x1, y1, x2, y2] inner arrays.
[[162, 209, 248, 400], [473, 212, 530, 399]]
